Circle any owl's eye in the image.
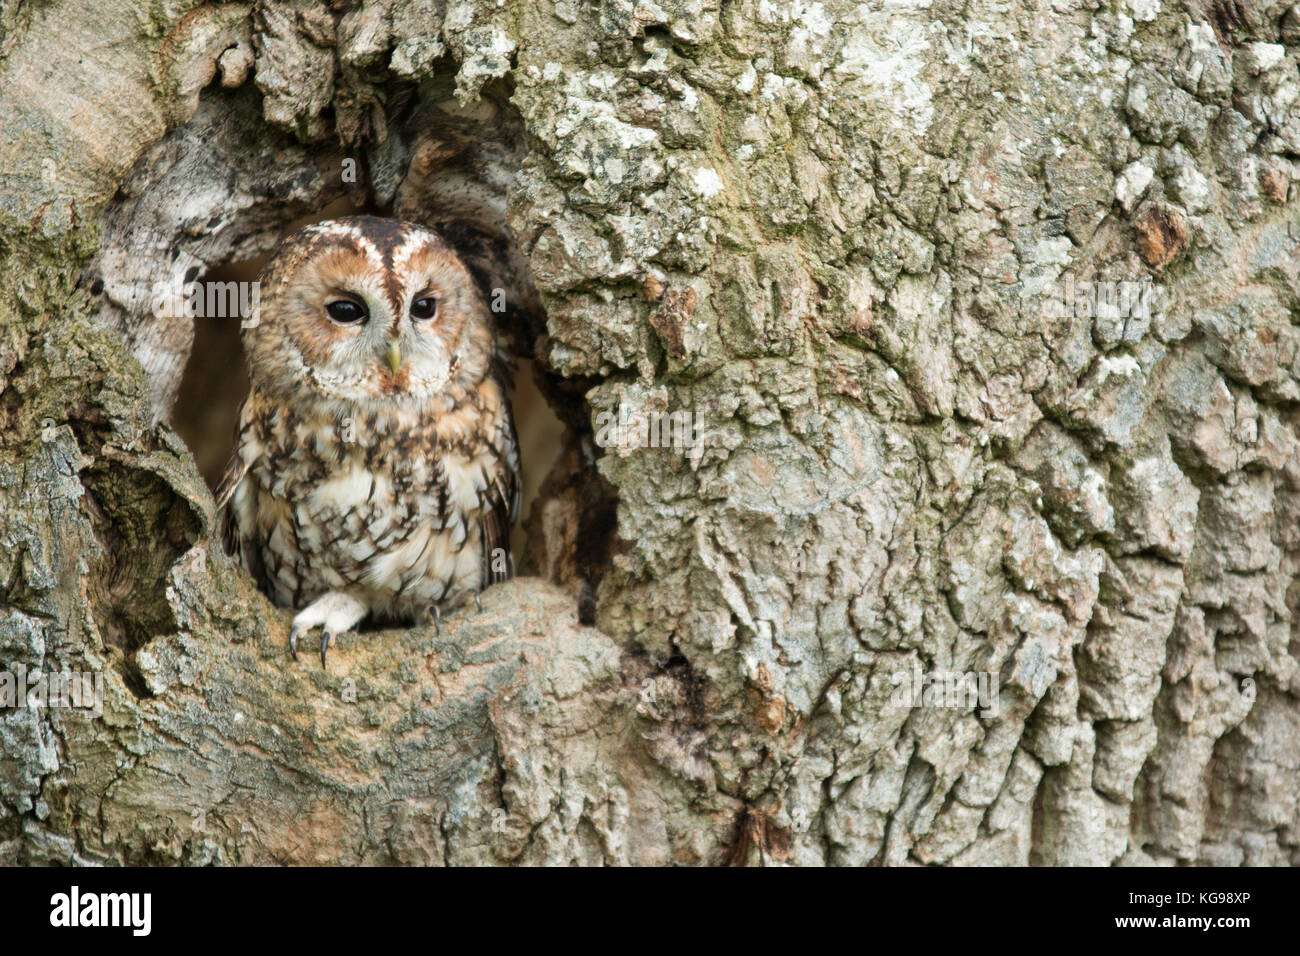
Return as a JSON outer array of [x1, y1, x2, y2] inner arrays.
[[409, 296, 438, 321], [325, 299, 367, 325]]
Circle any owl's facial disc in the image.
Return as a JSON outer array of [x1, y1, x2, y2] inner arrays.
[[250, 217, 490, 409], [308, 286, 456, 403]]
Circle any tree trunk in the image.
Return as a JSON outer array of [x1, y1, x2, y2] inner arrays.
[[1, 0, 1298, 866]]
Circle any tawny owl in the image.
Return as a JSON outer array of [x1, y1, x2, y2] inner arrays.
[[215, 216, 520, 666]]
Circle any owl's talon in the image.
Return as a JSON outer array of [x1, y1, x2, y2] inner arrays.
[[428, 605, 441, 636], [289, 625, 301, 660], [473, 591, 484, 614], [289, 591, 366, 669]]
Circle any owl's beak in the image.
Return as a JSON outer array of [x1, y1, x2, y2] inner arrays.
[[385, 342, 402, 375]]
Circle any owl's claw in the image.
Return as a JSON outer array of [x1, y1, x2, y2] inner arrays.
[[473, 590, 484, 614], [428, 604, 441, 636], [288, 591, 367, 669], [289, 623, 337, 668]]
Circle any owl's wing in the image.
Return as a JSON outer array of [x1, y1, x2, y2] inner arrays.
[[479, 401, 521, 588], [213, 446, 250, 512], [479, 459, 519, 587], [214, 410, 267, 589]]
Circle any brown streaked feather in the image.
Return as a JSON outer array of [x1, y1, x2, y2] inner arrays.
[[214, 445, 250, 511], [215, 404, 267, 585], [479, 367, 520, 587], [479, 461, 519, 586]]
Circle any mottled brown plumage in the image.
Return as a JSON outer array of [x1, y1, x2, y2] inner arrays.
[[217, 216, 519, 665]]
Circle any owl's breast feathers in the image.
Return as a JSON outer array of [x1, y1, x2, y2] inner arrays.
[[217, 371, 519, 622]]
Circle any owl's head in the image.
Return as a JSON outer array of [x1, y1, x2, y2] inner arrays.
[[245, 216, 494, 411]]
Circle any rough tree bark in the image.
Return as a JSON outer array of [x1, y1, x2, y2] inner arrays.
[[1, 0, 1298, 865]]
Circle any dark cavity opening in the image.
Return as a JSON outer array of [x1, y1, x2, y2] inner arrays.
[[85, 74, 619, 615]]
